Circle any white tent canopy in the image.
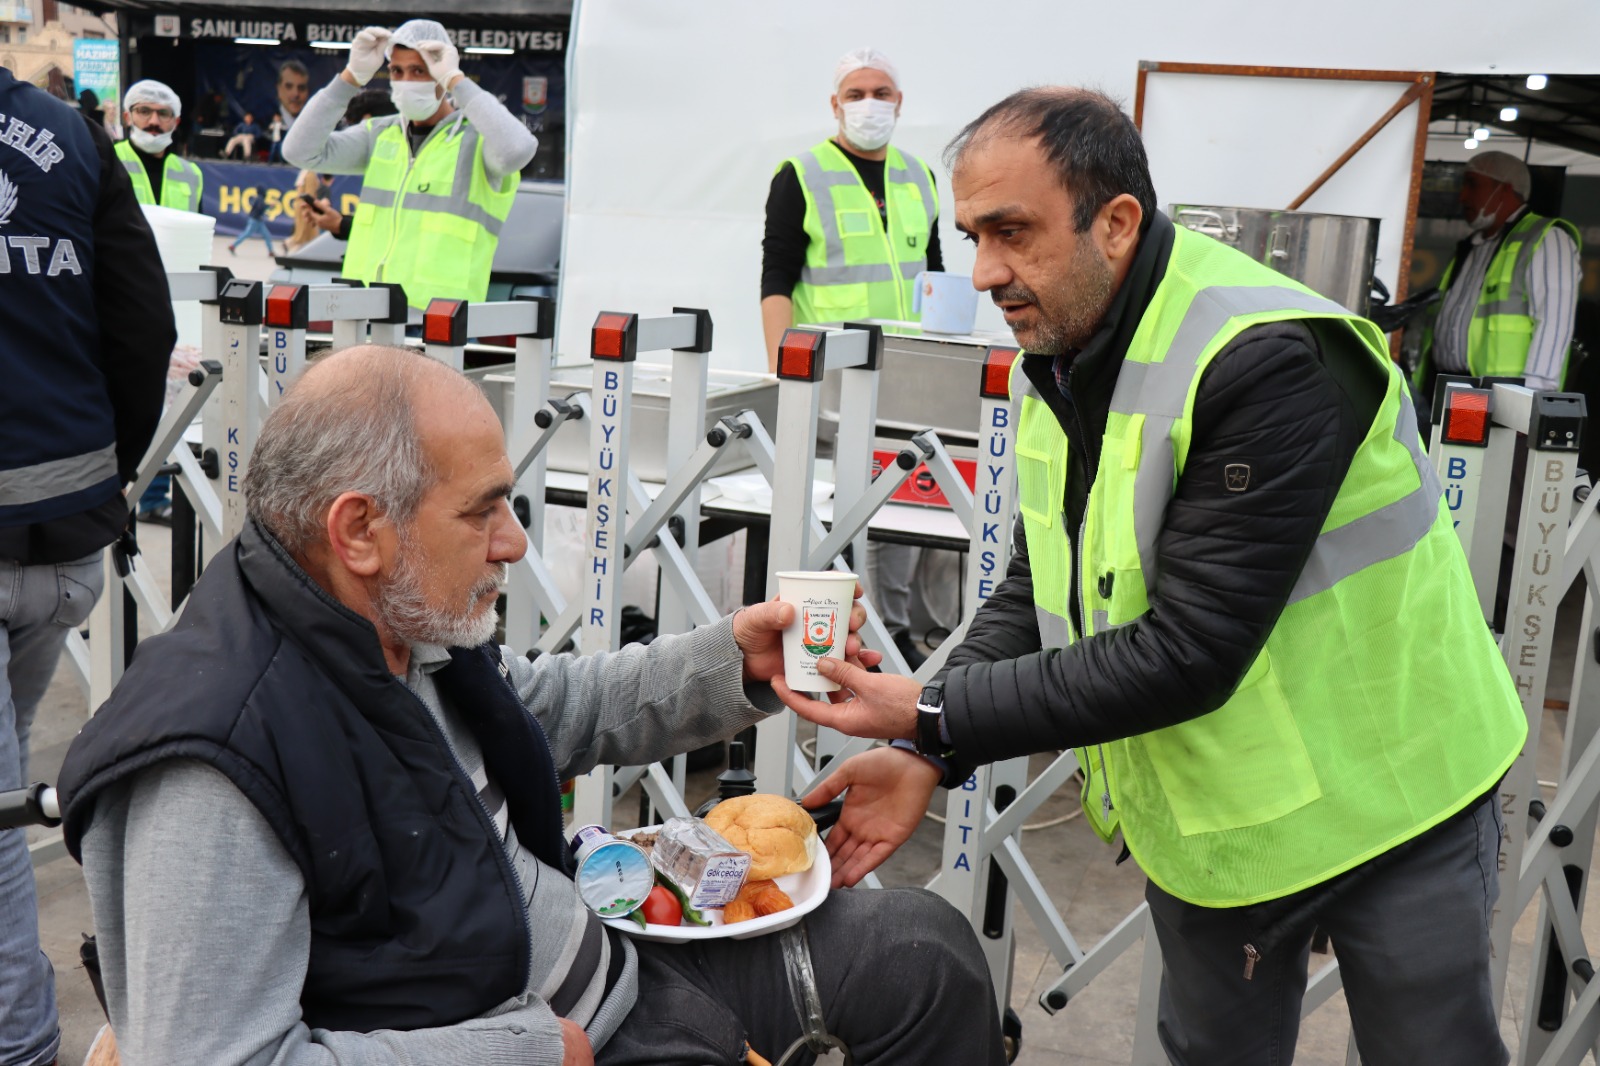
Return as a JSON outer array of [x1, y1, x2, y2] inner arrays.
[[559, 0, 1600, 371]]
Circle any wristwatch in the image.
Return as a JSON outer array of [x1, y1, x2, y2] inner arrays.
[[914, 680, 951, 758]]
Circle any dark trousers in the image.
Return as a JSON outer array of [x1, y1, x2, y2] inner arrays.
[[1146, 797, 1508, 1066], [598, 887, 1006, 1066]]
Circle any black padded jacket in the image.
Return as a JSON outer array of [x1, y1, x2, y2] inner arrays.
[[939, 211, 1390, 766]]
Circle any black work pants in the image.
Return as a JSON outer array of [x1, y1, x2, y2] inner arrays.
[[598, 887, 1007, 1066], [1147, 796, 1507, 1066]]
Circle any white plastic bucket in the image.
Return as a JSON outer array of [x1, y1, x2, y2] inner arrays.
[[141, 204, 216, 349]]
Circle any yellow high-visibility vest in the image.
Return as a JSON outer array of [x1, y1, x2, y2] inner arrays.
[[114, 140, 203, 213], [1014, 225, 1525, 906], [785, 140, 935, 325], [1416, 210, 1582, 388], [341, 115, 517, 310]]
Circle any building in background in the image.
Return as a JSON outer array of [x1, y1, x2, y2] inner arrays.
[[0, 0, 116, 100]]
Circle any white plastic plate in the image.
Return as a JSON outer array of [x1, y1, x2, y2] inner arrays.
[[602, 828, 829, 943]]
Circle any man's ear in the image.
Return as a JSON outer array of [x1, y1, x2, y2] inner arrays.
[[1099, 193, 1144, 263], [324, 492, 386, 577]]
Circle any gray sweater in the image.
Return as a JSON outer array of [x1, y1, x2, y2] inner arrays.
[[282, 75, 537, 185], [80, 618, 780, 1065]]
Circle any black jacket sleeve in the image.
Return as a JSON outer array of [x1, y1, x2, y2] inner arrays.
[[761, 162, 807, 300], [87, 117, 177, 483], [925, 210, 943, 274], [942, 322, 1385, 764]]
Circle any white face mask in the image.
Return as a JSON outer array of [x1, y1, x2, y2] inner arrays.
[[839, 98, 897, 151], [390, 81, 442, 124], [128, 126, 173, 154], [1466, 181, 1513, 233]]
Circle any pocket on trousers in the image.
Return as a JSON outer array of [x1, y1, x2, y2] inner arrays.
[[53, 553, 105, 628], [1142, 651, 1323, 836]]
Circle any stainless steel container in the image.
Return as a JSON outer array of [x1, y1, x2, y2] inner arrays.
[[817, 323, 1017, 445], [1167, 206, 1380, 315], [540, 363, 778, 480]]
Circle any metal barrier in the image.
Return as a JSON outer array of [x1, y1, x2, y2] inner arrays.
[[263, 279, 408, 403]]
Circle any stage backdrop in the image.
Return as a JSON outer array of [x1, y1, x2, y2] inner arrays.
[[197, 161, 363, 239]]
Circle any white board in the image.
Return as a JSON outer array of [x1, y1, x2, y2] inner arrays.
[[1140, 72, 1422, 299], [560, 0, 1600, 372]]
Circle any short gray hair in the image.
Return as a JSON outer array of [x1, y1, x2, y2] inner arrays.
[[244, 347, 439, 553]]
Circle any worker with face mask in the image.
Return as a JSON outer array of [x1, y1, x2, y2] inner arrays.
[[760, 47, 944, 373], [115, 79, 204, 213], [1414, 150, 1582, 400], [281, 19, 538, 311], [760, 49, 945, 670]]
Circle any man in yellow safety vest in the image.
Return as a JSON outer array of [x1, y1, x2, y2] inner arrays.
[[761, 48, 944, 669], [776, 88, 1525, 1066], [113, 80, 203, 214], [760, 47, 942, 373], [283, 19, 537, 311], [1415, 149, 1581, 401]]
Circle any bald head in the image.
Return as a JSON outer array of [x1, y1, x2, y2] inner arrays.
[[244, 346, 487, 553]]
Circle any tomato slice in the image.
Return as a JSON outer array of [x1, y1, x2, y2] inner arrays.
[[640, 884, 682, 927]]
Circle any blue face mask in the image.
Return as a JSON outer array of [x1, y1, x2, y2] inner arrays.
[[390, 80, 442, 123]]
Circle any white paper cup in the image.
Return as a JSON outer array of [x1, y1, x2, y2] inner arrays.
[[776, 570, 858, 693]]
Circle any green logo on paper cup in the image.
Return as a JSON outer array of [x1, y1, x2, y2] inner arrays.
[[803, 607, 837, 657]]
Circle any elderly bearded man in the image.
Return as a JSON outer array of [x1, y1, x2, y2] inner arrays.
[[779, 88, 1525, 1066], [56, 346, 1006, 1066]]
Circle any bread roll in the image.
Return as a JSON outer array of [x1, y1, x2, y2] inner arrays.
[[704, 794, 816, 880]]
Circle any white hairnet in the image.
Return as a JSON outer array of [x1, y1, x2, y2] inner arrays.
[[387, 19, 451, 60], [833, 48, 898, 93], [124, 79, 181, 117], [1465, 150, 1532, 202]]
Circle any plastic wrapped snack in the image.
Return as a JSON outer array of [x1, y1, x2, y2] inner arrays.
[[652, 817, 751, 910]]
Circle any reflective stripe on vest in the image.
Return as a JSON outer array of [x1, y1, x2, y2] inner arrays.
[[786, 141, 934, 324], [0, 443, 117, 506], [1418, 210, 1582, 387], [1011, 225, 1526, 905], [115, 141, 204, 213], [1098, 284, 1442, 602], [341, 116, 516, 309]]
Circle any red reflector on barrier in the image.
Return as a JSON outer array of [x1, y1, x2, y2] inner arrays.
[[593, 312, 632, 359], [423, 299, 464, 345], [981, 346, 1021, 399], [778, 329, 822, 380], [1442, 390, 1492, 446], [265, 284, 301, 328]]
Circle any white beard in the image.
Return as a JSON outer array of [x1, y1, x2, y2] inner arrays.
[[373, 536, 505, 649]]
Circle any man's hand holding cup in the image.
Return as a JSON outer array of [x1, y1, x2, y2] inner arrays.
[[732, 573, 880, 684]]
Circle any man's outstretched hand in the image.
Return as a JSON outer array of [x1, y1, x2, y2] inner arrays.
[[802, 747, 941, 888], [773, 655, 920, 740]]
